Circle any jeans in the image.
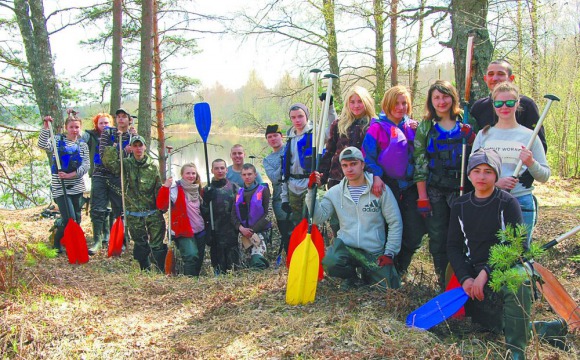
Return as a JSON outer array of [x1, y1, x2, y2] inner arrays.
[[516, 194, 536, 246]]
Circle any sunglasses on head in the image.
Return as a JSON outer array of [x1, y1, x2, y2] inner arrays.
[[493, 100, 518, 108]]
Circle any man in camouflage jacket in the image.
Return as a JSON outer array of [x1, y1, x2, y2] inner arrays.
[[102, 135, 167, 271]]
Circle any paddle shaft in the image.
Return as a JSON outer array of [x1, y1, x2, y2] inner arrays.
[[203, 141, 215, 230], [459, 35, 474, 196], [512, 94, 560, 177], [48, 121, 72, 221], [166, 146, 173, 244], [540, 224, 580, 252]]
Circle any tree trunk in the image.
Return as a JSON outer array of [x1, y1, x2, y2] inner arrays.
[[373, 0, 385, 107], [153, 0, 166, 179], [449, 0, 493, 103], [389, 0, 398, 86], [411, 0, 426, 100], [322, 0, 341, 104], [529, 0, 540, 100], [138, 0, 154, 147], [109, 0, 123, 114], [14, 0, 63, 129]]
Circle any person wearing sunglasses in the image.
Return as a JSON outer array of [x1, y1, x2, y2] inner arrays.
[[470, 60, 546, 192], [471, 82, 550, 245]]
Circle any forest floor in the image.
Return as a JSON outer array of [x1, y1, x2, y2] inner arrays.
[[1, 177, 579, 359]]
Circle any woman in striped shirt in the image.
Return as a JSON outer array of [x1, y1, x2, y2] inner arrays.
[[38, 110, 89, 252]]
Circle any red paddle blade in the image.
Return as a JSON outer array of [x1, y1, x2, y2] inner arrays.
[[286, 219, 308, 268], [165, 246, 177, 276], [60, 219, 78, 264], [108, 217, 124, 257], [310, 224, 325, 280], [445, 273, 465, 319], [62, 218, 88, 264]]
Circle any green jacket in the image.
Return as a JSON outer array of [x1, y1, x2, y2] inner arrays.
[[102, 147, 161, 212]]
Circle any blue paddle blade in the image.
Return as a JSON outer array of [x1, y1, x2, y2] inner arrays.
[[194, 102, 212, 143], [406, 287, 468, 330]]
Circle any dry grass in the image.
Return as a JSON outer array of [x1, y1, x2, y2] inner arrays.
[[1, 179, 579, 359]]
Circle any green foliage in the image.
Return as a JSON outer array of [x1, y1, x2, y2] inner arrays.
[[25, 242, 58, 265], [488, 224, 545, 293]]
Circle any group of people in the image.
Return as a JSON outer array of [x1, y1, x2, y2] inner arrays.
[[39, 58, 565, 359]]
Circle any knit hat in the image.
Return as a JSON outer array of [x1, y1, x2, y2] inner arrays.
[[289, 103, 310, 119], [468, 148, 502, 180], [265, 124, 282, 137], [339, 146, 365, 162]]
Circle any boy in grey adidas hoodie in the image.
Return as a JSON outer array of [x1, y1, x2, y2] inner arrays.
[[306, 147, 403, 290]]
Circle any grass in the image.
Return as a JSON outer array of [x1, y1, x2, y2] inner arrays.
[[0, 179, 579, 359]]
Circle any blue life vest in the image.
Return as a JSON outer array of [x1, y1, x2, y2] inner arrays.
[[426, 119, 473, 191], [51, 135, 83, 174], [374, 114, 416, 181], [282, 129, 313, 181], [235, 185, 270, 228]]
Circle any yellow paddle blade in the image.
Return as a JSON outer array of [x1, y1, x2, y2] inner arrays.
[[285, 233, 320, 305]]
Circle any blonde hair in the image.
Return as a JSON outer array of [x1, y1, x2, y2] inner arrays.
[[491, 81, 520, 101], [337, 86, 377, 136], [180, 162, 202, 186], [381, 85, 412, 118], [482, 82, 521, 135]]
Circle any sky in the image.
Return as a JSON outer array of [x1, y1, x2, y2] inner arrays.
[[44, 0, 294, 91]]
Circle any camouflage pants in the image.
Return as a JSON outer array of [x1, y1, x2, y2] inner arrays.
[[322, 238, 401, 290], [127, 211, 166, 271], [288, 190, 307, 226]]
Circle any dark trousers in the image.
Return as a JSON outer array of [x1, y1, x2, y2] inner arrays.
[[90, 176, 123, 221], [175, 231, 206, 276], [53, 193, 83, 250], [394, 186, 428, 276]]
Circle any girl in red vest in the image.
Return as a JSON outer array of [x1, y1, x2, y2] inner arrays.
[[157, 162, 206, 276]]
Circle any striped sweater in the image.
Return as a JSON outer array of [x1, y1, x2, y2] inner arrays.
[[38, 129, 89, 198]]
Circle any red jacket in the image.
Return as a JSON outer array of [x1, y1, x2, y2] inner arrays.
[[156, 185, 194, 238]]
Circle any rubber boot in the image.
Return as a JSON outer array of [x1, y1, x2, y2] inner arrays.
[[101, 208, 111, 248], [151, 245, 168, 273], [88, 211, 107, 256], [134, 243, 152, 271], [531, 318, 568, 350], [503, 281, 532, 360]]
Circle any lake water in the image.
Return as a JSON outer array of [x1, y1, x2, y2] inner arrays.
[[157, 132, 273, 184]]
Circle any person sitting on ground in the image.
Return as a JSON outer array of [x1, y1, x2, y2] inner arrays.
[[38, 110, 89, 253], [306, 147, 403, 290], [157, 162, 206, 276], [447, 148, 566, 360], [202, 159, 240, 274], [231, 163, 271, 269], [226, 144, 264, 187], [102, 135, 166, 272]]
